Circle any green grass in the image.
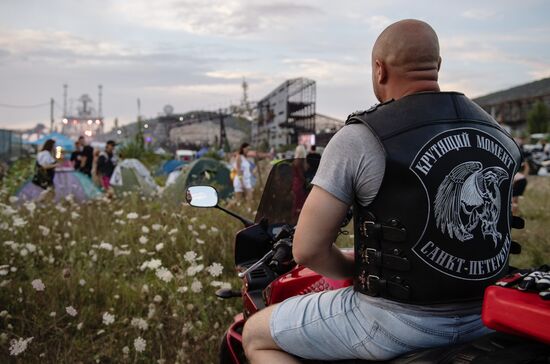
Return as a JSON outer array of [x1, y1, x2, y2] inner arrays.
[[0, 165, 548, 362]]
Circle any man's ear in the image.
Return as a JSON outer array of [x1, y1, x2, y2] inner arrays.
[[375, 59, 387, 84], [437, 56, 442, 71]]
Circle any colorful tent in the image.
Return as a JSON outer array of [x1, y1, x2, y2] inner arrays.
[[163, 157, 233, 203], [110, 159, 158, 195], [17, 168, 102, 202]]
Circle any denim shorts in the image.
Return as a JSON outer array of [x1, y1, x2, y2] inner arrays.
[[270, 286, 492, 361]]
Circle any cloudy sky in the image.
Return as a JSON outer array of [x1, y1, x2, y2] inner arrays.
[[0, 0, 549, 130]]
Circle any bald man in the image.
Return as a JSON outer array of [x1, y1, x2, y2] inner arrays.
[[242, 19, 522, 362]]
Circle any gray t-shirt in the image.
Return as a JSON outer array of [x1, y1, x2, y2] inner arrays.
[[312, 123, 482, 316]]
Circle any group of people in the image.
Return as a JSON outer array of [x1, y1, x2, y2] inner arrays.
[[229, 142, 321, 203], [70, 137, 118, 190], [33, 136, 118, 196]]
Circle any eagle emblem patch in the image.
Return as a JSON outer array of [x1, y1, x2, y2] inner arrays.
[[410, 128, 516, 280]]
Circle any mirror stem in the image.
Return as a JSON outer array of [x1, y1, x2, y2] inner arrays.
[[216, 205, 254, 227]]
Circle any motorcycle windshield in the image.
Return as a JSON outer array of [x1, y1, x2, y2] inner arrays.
[[255, 157, 320, 226]]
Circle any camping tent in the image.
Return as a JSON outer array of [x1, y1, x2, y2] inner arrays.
[[17, 168, 102, 202], [163, 157, 233, 203], [27, 132, 75, 152], [110, 159, 159, 195], [161, 159, 184, 175]]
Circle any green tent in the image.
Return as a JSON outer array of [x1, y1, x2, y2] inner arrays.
[[110, 159, 159, 195], [163, 157, 233, 203]]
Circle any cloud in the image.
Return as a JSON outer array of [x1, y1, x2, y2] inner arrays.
[[461, 9, 496, 20], [111, 0, 322, 36], [364, 15, 393, 33]]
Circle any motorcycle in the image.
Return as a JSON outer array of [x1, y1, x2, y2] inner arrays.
[[186, 158, 550, 364]]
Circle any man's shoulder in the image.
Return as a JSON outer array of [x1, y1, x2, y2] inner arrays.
[[345, 100, 396, 125]]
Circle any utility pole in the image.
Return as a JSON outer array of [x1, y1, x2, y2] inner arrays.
[[50, 98, 54, 132], [219, 108, 229, 151]]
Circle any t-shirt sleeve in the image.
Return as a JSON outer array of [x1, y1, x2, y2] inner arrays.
[[311, 123, 386, 207], [37, 151, 55, 167]]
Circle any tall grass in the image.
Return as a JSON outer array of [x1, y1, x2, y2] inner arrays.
[[0, 169, 548, 362]]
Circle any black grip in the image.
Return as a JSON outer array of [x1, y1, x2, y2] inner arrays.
[[269, 243, 292, 269]]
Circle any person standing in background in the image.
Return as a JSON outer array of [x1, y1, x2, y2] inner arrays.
[[97, 140, 117, 191], [78, 136, 94, 177], [70, 140, 82, 170]]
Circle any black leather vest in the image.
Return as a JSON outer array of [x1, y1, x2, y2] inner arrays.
[[347, 92, 523, 304]]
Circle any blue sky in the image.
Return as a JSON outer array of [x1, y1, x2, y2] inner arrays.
[[0, 0, 549, 130]]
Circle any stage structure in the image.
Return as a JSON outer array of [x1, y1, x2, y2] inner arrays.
[[253, 78, 316, 148], [61, 84, 104, 139]]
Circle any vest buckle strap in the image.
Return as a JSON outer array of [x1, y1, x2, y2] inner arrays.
[[365, 275, 411, 301], [365, 248, 411, 271], [360, 221, 376, 238], [366, 275, 380, 295], [360, 220, 407, 242]]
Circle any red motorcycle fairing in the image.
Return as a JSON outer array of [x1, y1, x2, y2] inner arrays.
[[265, 265, 353, 306]]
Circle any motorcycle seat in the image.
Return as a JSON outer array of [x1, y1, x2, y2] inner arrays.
[[305, 332, 550, 364]]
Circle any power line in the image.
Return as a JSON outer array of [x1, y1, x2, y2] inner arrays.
[[0, 102, 50, 109]]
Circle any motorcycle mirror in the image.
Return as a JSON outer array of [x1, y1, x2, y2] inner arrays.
[[186, 186, 219, 208]]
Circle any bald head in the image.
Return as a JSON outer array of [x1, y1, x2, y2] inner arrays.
[[371, 19, 441, 101]]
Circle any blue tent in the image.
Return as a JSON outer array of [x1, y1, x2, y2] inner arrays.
[[161, 159, 184, 175], [29, 132, 75, 152]]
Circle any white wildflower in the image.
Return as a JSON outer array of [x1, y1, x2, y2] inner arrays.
[[199, 224, 207, 230], [155, 243, 164, 251], [24, 201, 36, 214], [12, 217, 27, 227], [122, 346, 130, 356], [0, 269, 8, 276], [140, 258, 162, 271], [102, 312, 115, 325], [79, 279, 86, 286], [9, 337, 33, 356], [38, 225, 50, 236], [210, 226, 219, 233], [168, 228, 178, 235], [0, 310, 8, 317], [49, 311, 56, 317], [191, 279, 203, 293], [138, 236, 148, 244], [8, 196, 18, 204], [130, 317, 149, 331], [191, 231, 199, 236], [65, 306, 78, 317], [126, 212, 139, 220], [141, 226, 150, 234], [25, 243, 36, 253], [155, 267, 173, 282], [207, 262, 224, 277], [99, 242, 113, 251], [152, 224, 162, 231], [183, 251, 197, 263], [196, 238, 205, 244], [177, 286, 188, 293], [114, 209, 123, 216], [77, 322, 84, 330], [186, 264, 204, 277], [187, 224, 194, 231], [134, 336, 146, 353], [71, 211, 80, 219], [19, 249, 28, 257], [31, 279, 45, 291], [190, 217, 198, 223], [153, 295, 163, 303]]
